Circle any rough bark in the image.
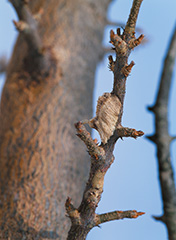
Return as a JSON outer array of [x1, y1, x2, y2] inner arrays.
[[148, 26, 176, 240], [0, 0, 111, 239]]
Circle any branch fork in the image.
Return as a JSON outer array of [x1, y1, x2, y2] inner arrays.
[[66, 1, 145, 239], [10, 0, 55, 73], [11, 0, 42, 54]]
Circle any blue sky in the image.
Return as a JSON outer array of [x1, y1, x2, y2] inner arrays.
[[0, 0, 176, 239]]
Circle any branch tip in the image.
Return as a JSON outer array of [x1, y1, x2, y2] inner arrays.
[[153, 215, 165, 223], [121, 61, 135, 77], [65, 197, 73, 210], [65, 197, 77, 215], [117, 28, 121, 36], [108, 55, 115, 71], [74, 121, 82, 130], [95, 210, 145, 226], [13, 20, 29, 32], [108, 55, 113, 61], [117, 127, 144, 139], [110, 29, 115, 41], [147, 105, 155, 112], [129, 34, 144, 49], [133, 210, 145, 218], [93, 138, 99, 145], [146, 134, 156, 143]]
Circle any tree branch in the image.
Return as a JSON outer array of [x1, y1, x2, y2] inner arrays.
[[124, 0, 143, 36], [66, 1, 145, 239], [110, 0, 144, 104], [9, 0, 53, 73], [10, 0, 42, 54], [95, 210, 145, 226], [107, 20, 143, 33], [75, 122, 105, 159], [116, 126, 144, 139], [147, 25, 176, 240]]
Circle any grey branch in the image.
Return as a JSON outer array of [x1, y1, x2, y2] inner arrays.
[[9, 0, 56, 74], [124, 0, 143, 35], [10, 0, 42, 55], [66, 1, 145, 239], [148, 25, 176, 240]]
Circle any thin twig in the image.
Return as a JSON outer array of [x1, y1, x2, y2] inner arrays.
[[66, 1, 145, 239], [116, 126, 144, 139], [75, 122, 105, 159], [94, 210, 145, 226], [147, 25, 176, 240], [124, 0, 143, 36]]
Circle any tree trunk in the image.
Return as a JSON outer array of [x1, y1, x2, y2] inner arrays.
[[0, 0, 111, 239]]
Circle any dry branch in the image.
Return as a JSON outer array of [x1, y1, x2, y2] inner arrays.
[[11, 0, 41, 52], [10, 0, 53, 73], [66, 0, 144, 239], [106, 20, 143, 34], [147, 25, 176, 240], [124, 0, 143, 35], [95, 210, 145, 226]]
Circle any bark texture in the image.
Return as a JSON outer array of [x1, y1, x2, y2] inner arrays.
[[0, 0, 111, 239]]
